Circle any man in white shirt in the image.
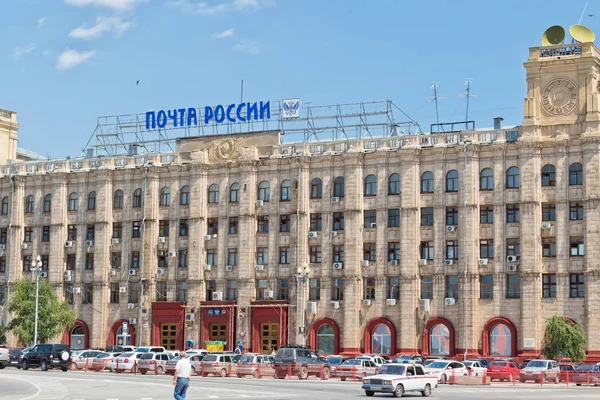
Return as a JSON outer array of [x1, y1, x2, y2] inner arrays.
[[173, 351, 192, 400]]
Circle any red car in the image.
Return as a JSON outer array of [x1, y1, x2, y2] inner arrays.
[[487, 360, 520, 382], [559, 363, 577, 382]]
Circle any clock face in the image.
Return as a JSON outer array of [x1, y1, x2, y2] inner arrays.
[[541, 78, 578, 115]]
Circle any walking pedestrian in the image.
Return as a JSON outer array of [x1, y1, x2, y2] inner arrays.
[[173, 351, 191, 400]]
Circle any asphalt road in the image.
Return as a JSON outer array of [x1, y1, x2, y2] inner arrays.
[[2, 369, 600, 400]]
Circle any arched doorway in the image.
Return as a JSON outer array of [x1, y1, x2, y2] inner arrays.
[[482, 317, 517, 357], [109, 319, 136, 346], [422, 317, 455, 357], [363, 318, 396, 355], [309, 318, 340, 355], [64, 320, 89, 350], [71, 326, 85, 350]]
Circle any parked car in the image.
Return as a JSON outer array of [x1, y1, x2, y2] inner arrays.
[[166, 354, 205, 376], [559, 363, 577, 382], [336, 359, 378, 381], [236, 353, 275, 378], [20, 344, 71, 371], [326, 356, 351, 377], [487, 360, 520, 382], [8, 348, 26, 368], [112, 352, 145, 373], [272, 345, 331, 380], [70, 350, 103, 370], [137, 352, 172, 374], [90, 352, 121, 372], [201, 353, 239, 377], [425, 360, 469, 384], [520, 359, 533, 369], [572, 363, 600, 386], [467, 358, 490, 368], [394, 355, 426, 365], [519, 359, 560, 383], [106, 345, 136, 353], [0, 346, 8, 369], [362, 362, 438, 397], [462, 361, 487, 376], [134, 346, 166, 354], [355, 354, 386, 368]]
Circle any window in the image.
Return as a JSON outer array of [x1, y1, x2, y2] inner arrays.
[[332, 278, 344, 300], [542, 203, 556, 221], [41, 255, 49, 271], [542, 237, 557, 257], [158, 251, 167, 268], [133, 188, 142, 208], [256, 248, 268, 265], [333, 176, 345, 197], [480, 275, 493, 299], [25, 195, 34, 214], [64, 284, 74, 305], [569, 163, 583, 186], [66, 254, 76, 270], [280, 180, 291, 201], [159, 220, 169, 237], [421, 276, 433, 299], [208, 184, 219, 203], [257, 215, 269, 233], [569, 201, 584, 220], [364, 277, 376, 299], [570, 236, 584, 256], [113, 190, 124, 209], [541, 165, 556, 187], [310, 178, 322, 199], [506, 275, 521, 298], [316, 324, 334, 354], [310, 246, 322, 263], [506, 204, 520, 223], [480, 168, 494, 190], [227, 280, 238, 301], [112, 223, 123, 239], [363, 243, 376, 262], [229, 217, 238, 234], [420, 207, 434, 226], [480, 205, 494, 224], [83, 283, 93, 304], [67, 224, 77, 241], [280, 214, 291, 232], [42, 226, 50, 242], [388, 242, 400, 261], [206, 249, 218, 266], [506, 167, 520, 188], [332, 245, 344, 263], [180, 185, 191, 205], [178, 250, 188, 268], [446, 240, 458, 260], [570, 273, 585, 298], [333, 212, 344, 231], [429, 324, 450, 356], [126, 282, 140, 304], [160, 187, 171, 206], [364, 175, 377, 196], [110, 283, 120, 304], [388, 209, 400, 227], [156, 282, 168, 302], [388, 173, 401, 195], [256, 280, 268, 300], [1, 197, 7, 215], [364, 210, 377, 228], [87, 192, 95, 210], [421, 171, 434, 193], [176, 281, 188, 302], [227, 248, 238, 266], [258, 181, 271, 202], [22, 255, 32, 272], [480, 240, 494, 259], [388, 277, 400, 300], [111, 252, 122, 269], [0, 228, 6, 244], [132, 221, 142, 238], [85, 253, 94, 270], [372, 324, 392, 354], [87, 225, 95, 240], [506, 238, 520, 259], [490, 324, 512, 357], [131, 251, 140, 268], [542, 274, 556, 298], [310, 213, 322, 231], [43, 194, 51, 213], [420, 241, 434, 260], [279, 247, 291, 264], [24, 227, 33, 242], [446, 275, 459, 299], [446, 207, 458, 225], [230, 183, 240, 203], [279, 280, 290, 300], [309, 279, 321, 300], [179, 219, 188, 237], [69, 193, 79, 211], [445, 170, 458, 192]]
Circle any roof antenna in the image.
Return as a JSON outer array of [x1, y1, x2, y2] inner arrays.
[[458, 80, 478, 129], [428, 83, 441, 127]]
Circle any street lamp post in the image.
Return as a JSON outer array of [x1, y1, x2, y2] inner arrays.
[[295, 263, 310, 345], [31, 255, 43, 346]]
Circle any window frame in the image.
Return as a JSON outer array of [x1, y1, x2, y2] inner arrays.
[[506, 167, 520, 189], [310, 178, 323, 199], [541, 165, 556, 187], [388, 173, 400, 195], [479, 168, 494, 191], [446, 170, 458, 192], [421, 171, 434, 193], [364, 175, 377, 197]]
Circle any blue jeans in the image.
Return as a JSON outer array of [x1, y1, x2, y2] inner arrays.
[[174, 377, 189, 400]]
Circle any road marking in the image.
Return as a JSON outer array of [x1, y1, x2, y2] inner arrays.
[[208, 397, 220, 399]]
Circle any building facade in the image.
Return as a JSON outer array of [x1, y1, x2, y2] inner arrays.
[[2, 42, 600, 360]]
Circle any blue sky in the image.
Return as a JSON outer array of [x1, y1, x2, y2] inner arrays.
[[2, 0, 597, 158]]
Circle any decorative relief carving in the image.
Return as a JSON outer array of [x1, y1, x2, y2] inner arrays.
[[541, 78, 578, 115]]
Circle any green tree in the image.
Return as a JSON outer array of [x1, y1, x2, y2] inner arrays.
[[541, 316, 586, 362], [7, 278, 76, 345], [0, 325, 7, 345]]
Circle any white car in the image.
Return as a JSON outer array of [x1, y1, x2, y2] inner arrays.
[[362, 363, 438, 397], [356, 355, 386, 367], [112, 352, 145, 373], [462, 360, 487, 376], [426, 360, 469, 384]]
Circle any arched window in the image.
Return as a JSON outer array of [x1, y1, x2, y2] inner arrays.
[[446, 170, 459, 192], [132, 188, 142, 208], [113, 190, 124, 209], [506, 167, 520, 189], [429, 324, 450, 356], [25, 195, 34, 214], [69, 193, 79, 211], [364, 175, 377, 196], [160, 187, 171, 206], [316, 324, 335, 354], [480, 168, 494, 191], [180, 185, 191, 205], [230, 183, 240, 203], [43, 194, 51, 213], [388, 173, 400, 195], [333, 177, 345, 198], [372, 324, 392, 354], [310, 178, 323, 199], [280, 180, 291, 201], [71, 326, 86, 350], [258, 181, 270, 202], [87, 192, 95, 210], [208, 184, 219, 204], [0, 197, 7, 215], [116, 325, 132, 346], [490, 324, 512, 357], [542, 165, 556, 187], [421, 171, 434, 193], [569, 163, 583, 186]]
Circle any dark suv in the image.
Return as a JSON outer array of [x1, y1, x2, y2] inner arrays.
[[272, 345, 331, 380], [21, 344, 71, 371]]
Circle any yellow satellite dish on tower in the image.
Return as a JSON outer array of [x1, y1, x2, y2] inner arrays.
[[542, 25, 566, 46], [569, 24, 596, 43]]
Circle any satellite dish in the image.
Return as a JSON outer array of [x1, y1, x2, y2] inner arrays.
[[541, 25, 566, 46], [570, 24, 595, 43]]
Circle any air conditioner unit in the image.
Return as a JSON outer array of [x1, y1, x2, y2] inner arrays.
[[158, 237, 166, 243], [185, 313, 194, 322], [370, 223, 377, 229], [127, 303, 136, 309], [265, 290, 274, 299], [72, 287, 81, 294], [362, 299, 372, 306], [361, 260, 370, 267], [331, 197, 340, 203], [109, 270, 117, 276], [419, 299, 431, 313], [129, 318, 137, 324], [445, 298, 456, 306], [212, 291, 223, 301], [64, 271, 72, 281], [419, 259, 428, 266], [204, 265, 212, 271], [0, 244, 5, 250], [330, 301, 340, 309], [256, 200, 264, 207], [447, 226, 456, 232], [205, 235, 212, 240], [40, 272, 48, 278], [390, 259, 399, 266], [445, 259, 454, 265], [386, 298, 397, 307], [331, 231, 338, 236], [157, 268, 165, 275], [64, 241, 73, 248], [119, 287, 127, 293], [507, 255, 517, 262], [157, 250, 164, 256], [308, 231, 318, 238], [21, 243, 28, 249], [542, 222, 552, 229], [255, 265, 265, 271], [307, 302, 317, 314], [332, 262, 343, 270], [225, 265, 233, 272], [86, 240, 94, 247], [478, 259, 489, 265], [509, 264, 519, 272], [112, 238, 120, 244], [168, 251, 177, 258], [128, 269, 137, 276]]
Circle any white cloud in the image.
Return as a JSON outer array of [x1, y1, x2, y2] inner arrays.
[[57, 49, 97, 70], [69, 16, 134, 39], [65, 0, 147, 12], [168, 0, 268, 15], [232, 39, 260, 54], [37, 17, 48, 27], [13, 43, 36, 59], [213, 28, 235, 39]]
